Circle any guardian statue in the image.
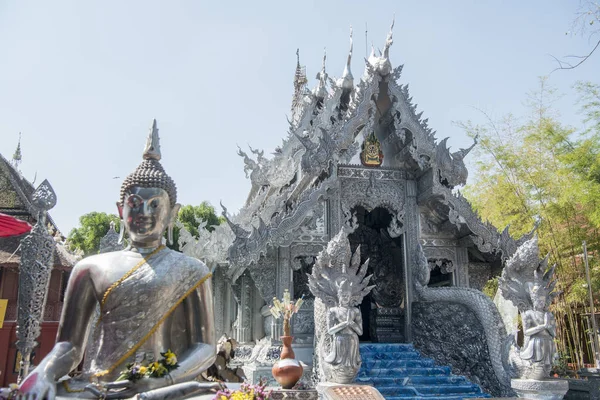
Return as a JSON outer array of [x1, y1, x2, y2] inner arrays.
[[308, 228, 374, 384]]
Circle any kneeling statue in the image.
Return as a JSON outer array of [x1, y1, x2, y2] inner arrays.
[[18, 121, 218, 399]]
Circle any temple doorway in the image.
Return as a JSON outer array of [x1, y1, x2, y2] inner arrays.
[[348, 206, 406, 343]]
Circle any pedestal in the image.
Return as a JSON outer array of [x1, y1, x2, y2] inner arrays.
[[316, 383, 385, 400], [511, 378, 569, 400], [578, 368, 600, 400], [269, 389, 319, 400]]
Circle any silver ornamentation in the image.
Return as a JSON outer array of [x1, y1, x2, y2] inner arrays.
[[308, 228, 374, 384], [367, 18, 395, 76], [15, 180, 57, 381], [499, 236, 559, 380], [412, 244, 512, 388], [99, 221, 124, 253], [30, 179, 57, 212], [435, 136, 478, 189], [294, 128, 336, 176]]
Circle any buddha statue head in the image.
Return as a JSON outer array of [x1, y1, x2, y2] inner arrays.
[[117, 120, 181, 248]]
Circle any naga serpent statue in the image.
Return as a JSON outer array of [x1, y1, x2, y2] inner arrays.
[[413, 235, 560, 393], [499, 236, 559, 380], [308, 228, 375, 384], [412, 245, 513, 389]]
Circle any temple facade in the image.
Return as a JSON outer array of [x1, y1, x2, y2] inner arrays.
[[179, 24, 526, 395]]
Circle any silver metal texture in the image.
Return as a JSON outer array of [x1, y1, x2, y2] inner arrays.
[[15, 179, 57, 381], [308, 228, 374, 384], [499, 236, 560, 380], [167, 23, 541, 393], [99, 221, 125, 254]]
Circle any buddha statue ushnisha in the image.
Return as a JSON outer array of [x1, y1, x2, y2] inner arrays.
[[18, 120, 218, 399]]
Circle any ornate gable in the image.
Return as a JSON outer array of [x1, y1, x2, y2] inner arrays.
[[188, 22, 527, 277]]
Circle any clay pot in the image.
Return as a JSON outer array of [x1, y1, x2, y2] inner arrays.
[[272, 336, 303, 389]]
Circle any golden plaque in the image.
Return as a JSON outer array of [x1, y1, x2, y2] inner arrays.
[[360, 132, 383, 167]]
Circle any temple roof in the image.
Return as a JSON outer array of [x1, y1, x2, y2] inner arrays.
[[0, 151, 61, 236], [186, 23, 525, 277], [0, 150, 77, 269], [0, 233, 78, 269]]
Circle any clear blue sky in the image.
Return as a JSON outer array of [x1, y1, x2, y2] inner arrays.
[[1, 1, 598, 235]]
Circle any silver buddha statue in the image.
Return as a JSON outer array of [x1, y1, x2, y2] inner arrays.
[[17, 120, 218, 399]]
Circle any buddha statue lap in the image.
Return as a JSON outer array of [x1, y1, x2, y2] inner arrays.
[[17, 120, 218, 399]]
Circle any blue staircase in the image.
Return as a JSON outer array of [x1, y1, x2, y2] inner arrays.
[[357, 343, 491, 400]]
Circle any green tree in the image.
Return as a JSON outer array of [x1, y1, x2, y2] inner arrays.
[[169, 201, 225, 251], [460, 78, 600, 368], [68, 202, 224, 254], [67, 212, 120, 256]]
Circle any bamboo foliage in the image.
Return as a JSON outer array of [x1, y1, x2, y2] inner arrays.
[[461, 78, 600, 370]]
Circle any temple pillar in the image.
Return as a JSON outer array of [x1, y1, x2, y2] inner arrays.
[[403, 180, 418, 343], [235, 271, 254, 344], [273, 246, 292, 341], [276, 246, 293, 299], [251, 285, 265, 342], [454, 247, 470, 287], [213, 265, 228, 338]]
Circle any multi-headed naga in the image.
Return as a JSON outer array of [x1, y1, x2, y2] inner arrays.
[[308, 228, 374, 384]]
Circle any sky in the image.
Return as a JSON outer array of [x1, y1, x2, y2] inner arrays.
[[0, 1, 599, 235]]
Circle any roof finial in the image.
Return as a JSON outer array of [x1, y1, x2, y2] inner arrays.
[[11, 132, 22, 170], [143, 119, 161, 161], [365, 22, 368, 58], [383, 15, 395, 59], [313, 48, 329, 99], [345, 26, 353, 72], [292, 49, 308, 124], [340, 26, 354, 89]]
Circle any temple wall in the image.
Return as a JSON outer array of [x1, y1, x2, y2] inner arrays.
[[411, 301, 508, 397], [468, 262, 492, 291]]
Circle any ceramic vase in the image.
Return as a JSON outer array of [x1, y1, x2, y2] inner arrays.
[[272, 335, 303, 389]]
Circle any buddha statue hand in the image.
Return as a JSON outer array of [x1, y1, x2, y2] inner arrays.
[[17, 370, 57, 400], [85, 380, 222, 400], [84, 376, 172, 399]]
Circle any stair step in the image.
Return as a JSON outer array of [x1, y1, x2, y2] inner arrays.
[[356, 375, 468, 386], [357, 366, 452, 377], [360, 351, 421, 360], [376, 384, 483, 396], [358, 343, 490, 399], [361, 359, 436, 369], [360, 343, 415, 353], [385, 395, 491, 400]]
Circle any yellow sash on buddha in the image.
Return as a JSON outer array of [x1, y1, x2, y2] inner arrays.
[[63, 247, 210, 392]]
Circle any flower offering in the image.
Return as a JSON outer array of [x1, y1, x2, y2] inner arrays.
[[268, 289, 304, 336]]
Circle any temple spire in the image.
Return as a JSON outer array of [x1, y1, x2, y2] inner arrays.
[[313, 48, 328, 100], [291, 49, 308, 124], [367, 18, 395, 76], [339, 26, 354, 90], [12, 132, 22, 170], [382, 16, 395, 59]]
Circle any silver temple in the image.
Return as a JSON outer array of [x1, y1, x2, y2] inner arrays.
[[164, 23, 559, 397]]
